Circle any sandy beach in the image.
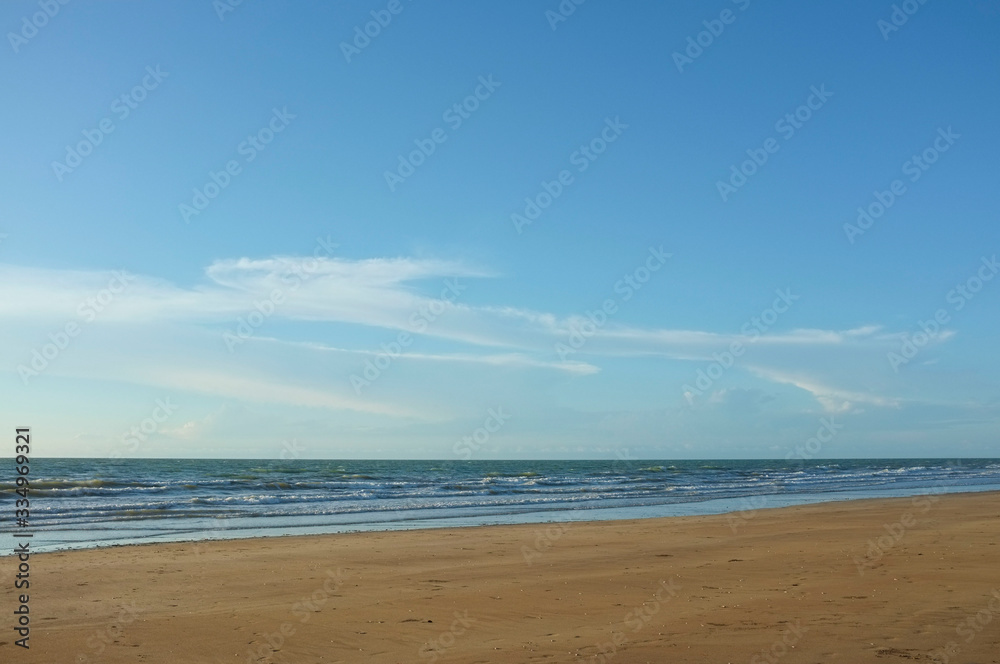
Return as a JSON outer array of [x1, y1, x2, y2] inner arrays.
[[4, 491, 1000, 663]]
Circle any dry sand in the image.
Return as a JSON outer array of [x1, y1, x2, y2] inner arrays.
[[3, 491, 999, 663]]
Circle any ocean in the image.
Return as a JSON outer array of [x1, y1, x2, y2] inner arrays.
[[4, 458, 1000, 553]]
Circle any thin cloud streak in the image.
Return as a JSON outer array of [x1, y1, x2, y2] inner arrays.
[[0, 258, 940, 416]]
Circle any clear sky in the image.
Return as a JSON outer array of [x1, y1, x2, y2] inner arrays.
[[2, 0, 998, 459]]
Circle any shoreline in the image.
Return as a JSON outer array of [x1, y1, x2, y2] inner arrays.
[[5, 491, 1000, 662], [7, 484, 999, 556]]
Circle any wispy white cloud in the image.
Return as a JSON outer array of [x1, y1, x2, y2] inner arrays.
[[289, 338, 600, 375], [0, 257, 941, 419], [746, 366, 902, 413]]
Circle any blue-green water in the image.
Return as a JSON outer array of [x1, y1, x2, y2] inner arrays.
[[3, 458, 999, 553]]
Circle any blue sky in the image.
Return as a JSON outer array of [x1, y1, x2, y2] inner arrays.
[[2, 0, 998, 459]]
